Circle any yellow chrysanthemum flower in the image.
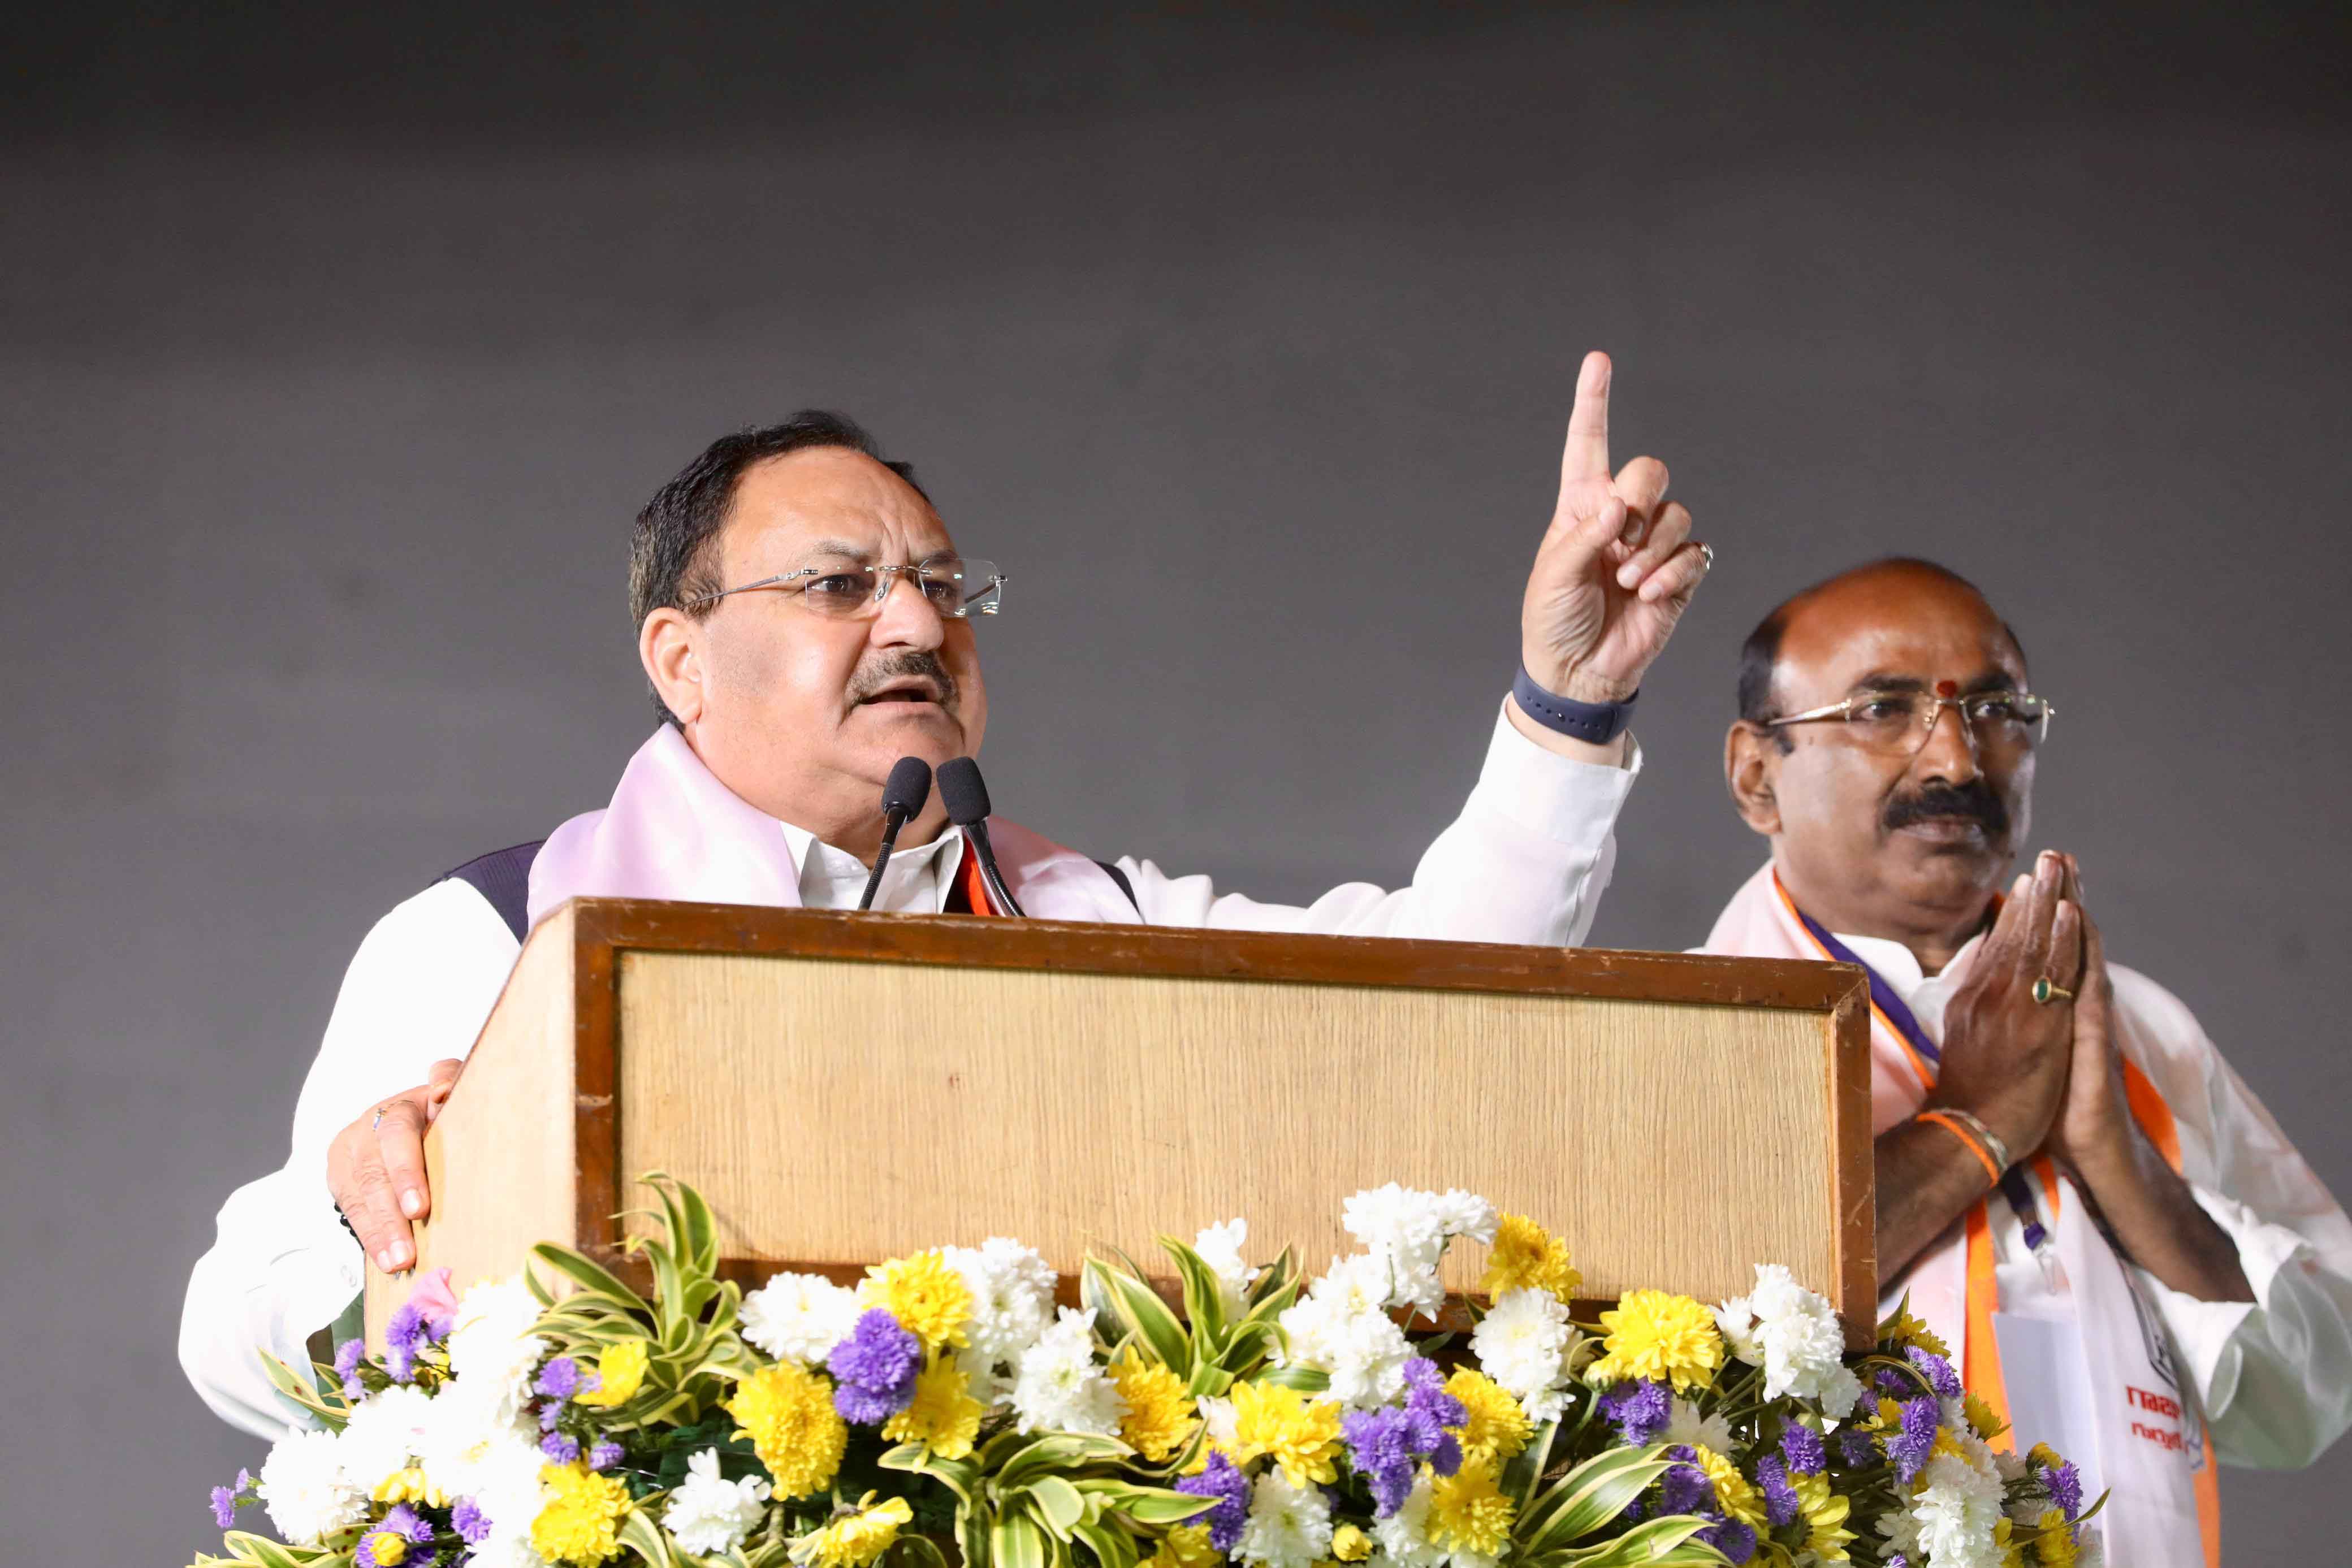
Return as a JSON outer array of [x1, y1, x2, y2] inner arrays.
[[1791, 1472, 1855, 1563], [1144, 1524, 1222, 1568], [861, 1251, 972, 1350], [1870, 1396, 1902, 1430], [1586, 1290, 1724, 1392], [1964, 1392, 2007, 1442], [881, 1356, 985, 1461], [374, 1465, 446, 1505], [1994, 1515, 2024, 1568], [2033, 1507, 2078, 1567], [1112, 1344, 1200, 1462], [1882, 1304, 1949, 1359], [792, 1495, 915, 1568], [360, 1531, 410, 1566], [1229, 1380, 1344, 1488], [728, 1362, 849, 1498], [1330, 1524, 1372, 1562], [572, 1339, 648, 1408], [530, 1462, 630, 1565], [1690, 1447, 1764, 1529], [1480, 1214, 1581, 1303], [1445, 1367, 1532, 1465], [2027, 1442, 2065, 1472], [1426, 1457, 1515, 1558]]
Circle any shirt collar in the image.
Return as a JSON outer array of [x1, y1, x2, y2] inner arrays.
[[1828, 926, 1991, 999], [777, 818, 965, 905]]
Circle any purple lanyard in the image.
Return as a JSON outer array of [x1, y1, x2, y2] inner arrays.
[[1790, 903, 2051, 1251]]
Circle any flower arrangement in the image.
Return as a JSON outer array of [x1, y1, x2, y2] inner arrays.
[[198, 1177, 2100, 1568]]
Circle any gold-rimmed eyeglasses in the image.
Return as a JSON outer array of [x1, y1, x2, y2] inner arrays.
[[684, 556, 1006, 620], [1765, 686, 2055, 756]]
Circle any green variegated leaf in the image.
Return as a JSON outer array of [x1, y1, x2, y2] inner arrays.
[[1157, 1235, 1228, 1348], [218, 1532, 331, 1568], [617, 1504, 681, 1566], [1028, 1476, 1088, 1538], [1554, 1513, 1727, 1566], [878, 1441, 982, 1505], [531, 1242, 652, 1313], [1075, 1482, 1216, 1528], [1071, 1517, 1139, 1568], [890, 1533, 954, 1568], [258, 1352, 349, 1428], [1517, 1446, 1676, 1556], [993, 1509, 1050, 1568], [1252, 1363, 1329, 1393], [1083, 1259, 1192, 1373], [996, 1432, 1136, 1488]]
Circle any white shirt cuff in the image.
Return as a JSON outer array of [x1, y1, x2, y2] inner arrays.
[[2135, 1181, 2309, 1404], [1470, 700, 1641, 846]]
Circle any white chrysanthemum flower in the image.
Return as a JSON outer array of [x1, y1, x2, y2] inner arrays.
[[1661, 1396, 1736, 1456], [445, 1276, 549, 1422], [336, 1383, 438, 1496], [1470, 1287, 1572, 1418], [1236, 1467, 1335, 1568], [1339, 1185, 1497, 1316], [1715, 1264, 1856, 1405], [466, 1435, 556, 1566], [1369, 1475, 1446, 1568], [2073, 1524, 2105, 1568], [947, 1237, 1058, 1373], [1196, 1394, 1240, 1452], [665, 1447, 773, 1554], [1277, 1255, 1415, 1407], [1909, 1450, 2007, 1568], [1194, 1218, 1260, 1319], [414, 1377, 536, 1504], [741, 1270, 861, 1365], [257, 1427, 366, 1546], [1993, 1449, 2030, 1487], [1010, 1307, 1126, 1435]]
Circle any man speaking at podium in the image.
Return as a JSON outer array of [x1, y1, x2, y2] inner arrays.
[[181, 352, 1713, 1436], [1701, 558, 2352, 1566]]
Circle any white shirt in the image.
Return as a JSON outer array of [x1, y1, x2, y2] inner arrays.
[[1838, 927, 2352, 1472], [180, 707, 1638, 1436]]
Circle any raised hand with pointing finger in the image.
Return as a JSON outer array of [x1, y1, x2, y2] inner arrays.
[[1515, 351, 1711, 737]]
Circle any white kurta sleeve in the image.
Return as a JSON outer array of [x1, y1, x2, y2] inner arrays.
[[179, 879, 521, 1438], [2109, 966, 2352, 1469], [1117, 701, 1638, 943]]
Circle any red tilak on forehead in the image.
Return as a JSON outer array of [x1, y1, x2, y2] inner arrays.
[[1936, 679, 1958, 698]]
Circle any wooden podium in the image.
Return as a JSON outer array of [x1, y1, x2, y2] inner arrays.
[[369, 898, 1875, 1343]]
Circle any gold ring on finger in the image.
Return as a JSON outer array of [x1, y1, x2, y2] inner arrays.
[[2032, 977, 2075, 1005]]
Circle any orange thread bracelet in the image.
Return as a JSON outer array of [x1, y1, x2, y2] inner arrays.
[[1917, 1110, 2002, 1185]]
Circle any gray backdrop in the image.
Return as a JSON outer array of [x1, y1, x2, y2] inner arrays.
[[6, 3, 2347, 1561]]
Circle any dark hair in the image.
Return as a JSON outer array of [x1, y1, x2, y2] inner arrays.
[[1736, 557, 2025, 744], [628, 411, 924, 725]]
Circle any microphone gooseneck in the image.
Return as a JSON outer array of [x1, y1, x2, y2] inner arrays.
[[857, 756, 935, 912], [936, 756, 1026, 917]]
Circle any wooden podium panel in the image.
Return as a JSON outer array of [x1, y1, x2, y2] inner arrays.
[[373, 898, 1874, 1343]]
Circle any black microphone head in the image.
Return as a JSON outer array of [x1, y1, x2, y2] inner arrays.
[[935, 756, 992, 826], [882, 756, 933, 818]]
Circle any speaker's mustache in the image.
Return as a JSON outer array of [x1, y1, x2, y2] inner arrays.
[[849, 649, 959, 708], [1883, 779, 2009, 836]]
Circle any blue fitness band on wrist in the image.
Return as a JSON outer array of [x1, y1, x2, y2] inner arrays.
[[1512, 662, 1638, 744]]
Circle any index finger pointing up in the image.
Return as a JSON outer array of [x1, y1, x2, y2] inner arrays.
[[1560, 350, 1614, 489]]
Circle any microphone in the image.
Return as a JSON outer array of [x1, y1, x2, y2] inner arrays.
[[857, 756, 934, 912], [936, 756, 1026, 917]]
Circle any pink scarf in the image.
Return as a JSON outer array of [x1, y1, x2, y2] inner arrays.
[[526, 726, 1139, 928]]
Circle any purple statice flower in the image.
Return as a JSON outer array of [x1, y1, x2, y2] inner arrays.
[[828, 1309, 923, 1424], [1888, 1396, 1940, 1483], [1887, 1557, 1911, 1568], [1343, 1406, 1420, 1517], [1754, 1455, 1799, 1528], [1837, 1426, 1877, 1467], [1426, 1431, 1463, 1478], [334, 1338, 367, 1400], [382, 1505, 434, 1545], [1906, 1346, 1962, 1400], [587, 1440, 625, 1472], [1177, 1451, 1250, 1553], [452, 1497, 492, 1544], [1402, 1358, 1467, 1430], [2045, 1459, 2083, 1522], [1658, 1447, 1715, 1517], [537, 1356, 584, 1402], [1781, 1421, 1826, 1476], [1698, 1519, 1757, 1565], [383, 1301, 443, 1383], [208, 1487, 238, 1530], [540, 1398, 566, 1432], [1874, 1366, 1912, 1396], [1599, 1380, 1672, 1446], [542, 1431, 582, 1465]]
